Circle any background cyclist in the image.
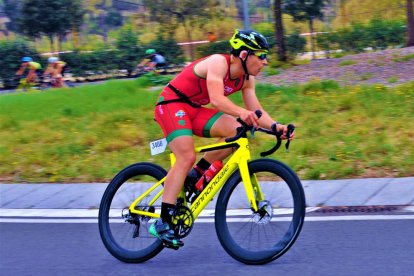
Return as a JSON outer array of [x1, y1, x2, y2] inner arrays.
[[43, 56, 67, 88], [15, 57, 42, 86], [150, 29, 295, 248], [137, 49, 167, 72]]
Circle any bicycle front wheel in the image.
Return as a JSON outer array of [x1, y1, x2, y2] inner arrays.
[[215, 159, 306, 265], [98, 162, 166, 263]]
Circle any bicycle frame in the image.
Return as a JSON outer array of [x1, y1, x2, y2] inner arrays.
[[128, 137, 262, 220]]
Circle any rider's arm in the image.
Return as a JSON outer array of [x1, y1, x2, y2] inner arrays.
[[242, 77, 294, 139], [43, 65, 52, 76], [54, 63, 64, 77], [16, 63, 27, 75], [205, 55, 259, 127], [241, 77, 275, 129], [138, 58, 149, 67]]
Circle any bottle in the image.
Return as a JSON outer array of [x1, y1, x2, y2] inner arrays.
[[194, 160, 223, 192]]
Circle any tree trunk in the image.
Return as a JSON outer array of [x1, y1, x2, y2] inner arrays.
[[407, 0, 414, 47], [72, 26, 79, 49], [99, 12, 108, 44], [340, 0, 348, 27], [274, 0, 287, 61], [58, 34, 64, 52], [308, 18, 316, 59], [184, 22, 195, 61], [49, 35, 55, 53]]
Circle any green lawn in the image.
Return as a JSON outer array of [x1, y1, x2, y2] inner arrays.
[[1, 77, 413, 183]]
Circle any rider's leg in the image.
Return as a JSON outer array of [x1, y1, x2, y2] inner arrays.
[[201, 113, 240, 163], [163, 135, 196, 204], [26, 71, 36, 84], [149, 135, 195, 247]]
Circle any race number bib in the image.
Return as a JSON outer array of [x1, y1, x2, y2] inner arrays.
[[150, 138, 167, 155]]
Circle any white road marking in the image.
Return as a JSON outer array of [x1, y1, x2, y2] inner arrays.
[[0, 207, 413, 223]]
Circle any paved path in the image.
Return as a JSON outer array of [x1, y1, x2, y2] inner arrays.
[[1, 177, 413, 210]]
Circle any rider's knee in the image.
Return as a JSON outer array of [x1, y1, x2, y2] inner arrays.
[[176, 152, 196, 170]]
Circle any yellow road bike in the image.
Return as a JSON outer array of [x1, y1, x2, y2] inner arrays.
[[98, 112, 305, 265]]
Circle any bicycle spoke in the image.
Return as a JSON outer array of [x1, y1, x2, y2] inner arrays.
[[215, 159, 305, 264], [99, 163, 166, 263]]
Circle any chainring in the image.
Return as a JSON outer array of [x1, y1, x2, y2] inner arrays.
[[171, 205, 194, 238]]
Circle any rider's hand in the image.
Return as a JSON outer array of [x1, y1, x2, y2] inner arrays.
[[272, 123, 295, 140], [240, 110, 259, 128]]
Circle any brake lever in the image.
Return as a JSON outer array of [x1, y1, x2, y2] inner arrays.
[[250, 128, 256, 138], [285, 124, 295, 152]]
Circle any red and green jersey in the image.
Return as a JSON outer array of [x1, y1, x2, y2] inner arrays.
[[168, 54, 245, 106]]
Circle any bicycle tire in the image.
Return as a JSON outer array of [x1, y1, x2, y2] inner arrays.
[[98, 162, 167, 263], [215, 159, 305, 265]]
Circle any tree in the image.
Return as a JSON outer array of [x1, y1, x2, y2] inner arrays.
[[91, 8, 123, 44], [407, 0, 414, 46], [67, 0, 84, 49], [2, 0, 23, 36], [116, 27, 141, 76], [147, 33, 185, 65], [143, 0, 221, 60], [283, 0, 328, 59], [274, 0, 287, 61], [19, 0, 84, 52]]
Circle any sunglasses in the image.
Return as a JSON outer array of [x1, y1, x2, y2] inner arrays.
[[253, 52, 267, 60]]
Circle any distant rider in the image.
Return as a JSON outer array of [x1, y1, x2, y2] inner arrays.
[[137, 49, 167, 72], [43, 57, 67, 87], [15, 57, 42, 85]]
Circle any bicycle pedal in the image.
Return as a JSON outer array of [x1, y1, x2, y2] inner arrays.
[[163, 243, 180, 250]]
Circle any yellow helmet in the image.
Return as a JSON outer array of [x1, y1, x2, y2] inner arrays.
[[229, 29, 270, 53]]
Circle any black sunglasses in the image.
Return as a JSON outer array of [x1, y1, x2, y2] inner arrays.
[[253, 52, 267, 60]]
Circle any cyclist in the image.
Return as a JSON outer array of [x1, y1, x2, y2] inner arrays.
[[150, 29, 295, 248], [137, 49, 167, 72], [15, 57, 42, 85], [43, 56, 67, 88]]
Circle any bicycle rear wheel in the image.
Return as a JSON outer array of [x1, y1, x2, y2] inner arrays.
[[98, 162, 166, 263], [215, 159, 305, 264]]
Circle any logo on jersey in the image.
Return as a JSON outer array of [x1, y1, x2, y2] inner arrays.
[[234, 78, 240, 87], [224, 86, 233, 94], [175, 110, 186, 118]]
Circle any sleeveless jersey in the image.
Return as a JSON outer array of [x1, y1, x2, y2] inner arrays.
[[28, 62, 41, 70], [168, 54, 245, 106]]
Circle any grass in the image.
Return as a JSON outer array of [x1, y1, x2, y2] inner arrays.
[[339, 59, 358, 66], [387, 77, 399, 83], [392, 53, 414, 62], [1, 79, 414, 183]]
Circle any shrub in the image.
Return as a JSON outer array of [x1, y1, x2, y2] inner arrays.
[[116, 27, 142, 76], [320, 19, 406, 54], [144, 33, 185, 65], [0, 40, 40, 88], [195, 40, 231, 58], [286, 32, 307, 58], [61, 49, 119, 77]]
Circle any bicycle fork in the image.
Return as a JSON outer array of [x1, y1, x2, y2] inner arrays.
[[239, 159, 263, 212]]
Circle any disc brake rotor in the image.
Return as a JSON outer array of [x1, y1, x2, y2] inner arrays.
[[252, 200, 273, 225]]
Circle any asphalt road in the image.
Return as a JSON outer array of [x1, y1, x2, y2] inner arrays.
[[1, 214, 413, 276]]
